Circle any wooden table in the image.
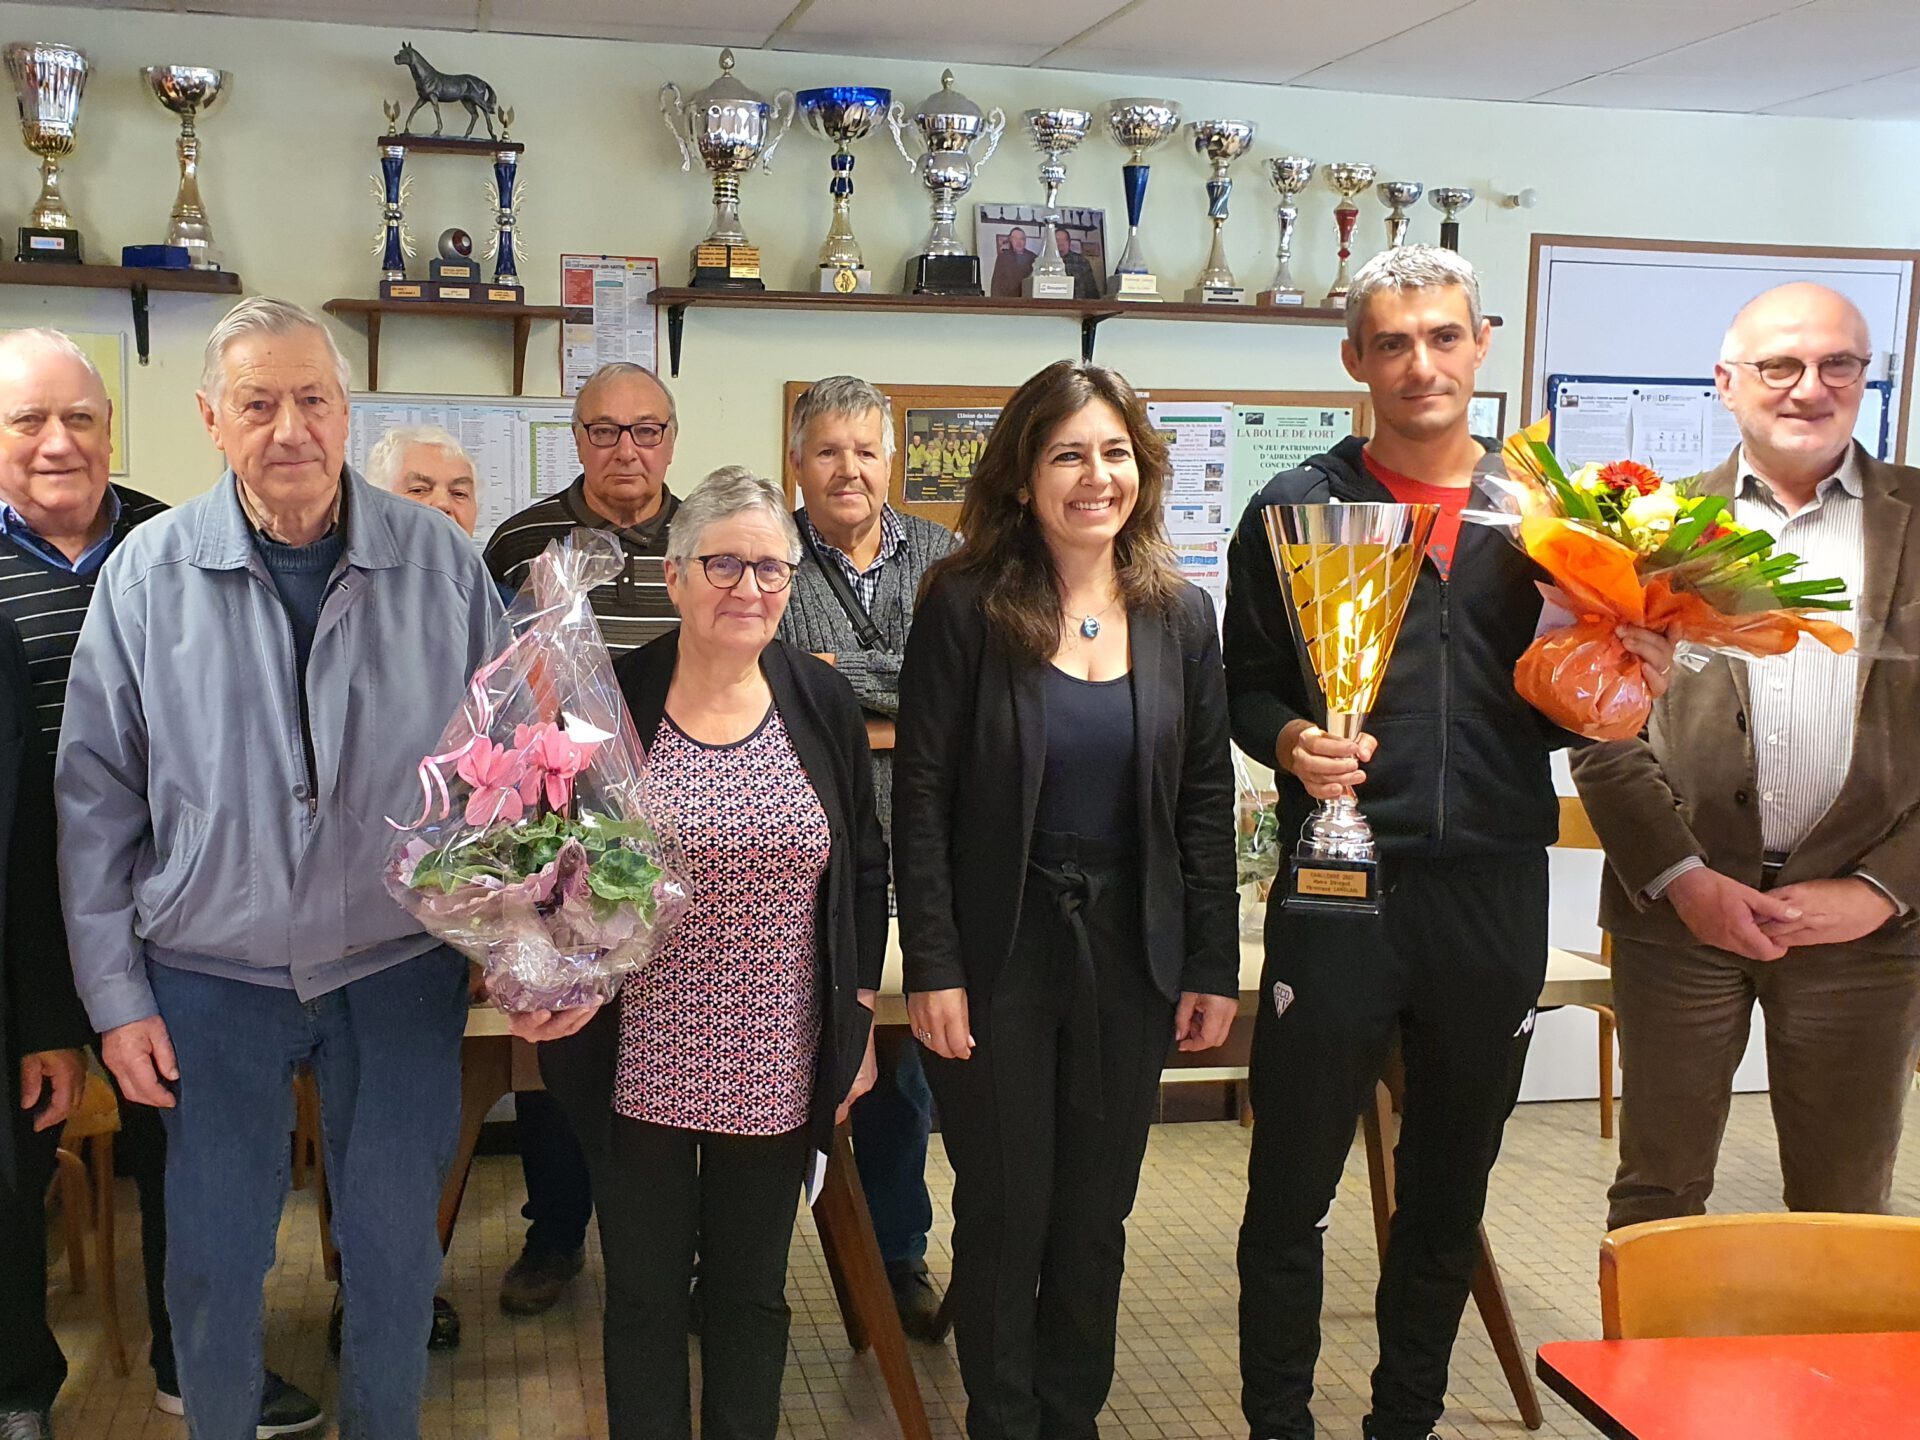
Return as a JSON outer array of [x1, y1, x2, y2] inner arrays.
[[1536, 1331, 1920, 1439]]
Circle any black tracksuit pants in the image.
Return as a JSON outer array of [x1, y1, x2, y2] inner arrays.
[[0, 1108, 63, 1415], [1238, 852, 1546, 1440]]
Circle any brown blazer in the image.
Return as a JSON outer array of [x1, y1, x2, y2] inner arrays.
[[1569, 443, 1920, 955]]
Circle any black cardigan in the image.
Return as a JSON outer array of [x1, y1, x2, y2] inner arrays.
[[538, 632, 890, 1159], [894, 571, 1239, 1002], [0, 612, 82, 1186]]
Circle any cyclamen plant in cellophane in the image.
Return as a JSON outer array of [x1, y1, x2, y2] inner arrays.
[[385, 531, 689, 1013]]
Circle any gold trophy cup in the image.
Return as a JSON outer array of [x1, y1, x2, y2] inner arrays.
[[1263, 501, 1436, 914]]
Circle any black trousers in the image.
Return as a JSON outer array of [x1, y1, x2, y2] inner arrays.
[[0, 1106, 63, 1413], [515, 1088, 594, 1255], [1238, 853, 1546, 1440], [591, 1114, 811, 1440], [114, 1072, 176, 1391], [924, 834, 1175, 1440]]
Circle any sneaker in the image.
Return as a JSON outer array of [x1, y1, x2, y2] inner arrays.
[[498, 1242, 584, 1316], [154, 1375, 323, 1438], [886, 1259, 951, 1345], [0, 1410, 50, 1440]]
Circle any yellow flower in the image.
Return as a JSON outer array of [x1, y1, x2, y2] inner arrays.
[[1570, 463, 1605, 495], [1623, 489, 1680, 533]]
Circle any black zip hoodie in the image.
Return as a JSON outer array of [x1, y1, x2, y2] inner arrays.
[[1222, 433, 1568, 862]]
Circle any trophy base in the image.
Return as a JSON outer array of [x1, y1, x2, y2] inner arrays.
[[1323, 289, 1351, 310], [1025, 272, 1077, 301], [692, 242, 764, 289], [1109, 271, 1163, 302], [16, 228, 81, 264], [1258, 288, 1306, 307], [121, 245, 193, 270], [1185, 284, 1249, 306], [819, 266, 872, 295], [380, 279, 427, 301], [430, 258, 482, 283], [481, 284, 525, 304], [1283, 853, 1381, 916], [908, 254, 982, 297]]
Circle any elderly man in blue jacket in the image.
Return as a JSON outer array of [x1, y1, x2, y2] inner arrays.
[[57, 297, 505, 1440]]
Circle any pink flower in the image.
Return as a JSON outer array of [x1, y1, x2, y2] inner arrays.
[[514, 722, 601, 813], [456, 736, 536, 827]]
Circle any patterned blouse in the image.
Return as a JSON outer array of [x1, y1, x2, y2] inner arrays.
[[614, 705, 830, 1135]]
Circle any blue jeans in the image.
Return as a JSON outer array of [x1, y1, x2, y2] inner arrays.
[[152, 947, 467, 1440], [850, 1032, 934, 1267]]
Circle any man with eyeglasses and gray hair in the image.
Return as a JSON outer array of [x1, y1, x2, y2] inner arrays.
[[1573, 282, 1920, 1231]]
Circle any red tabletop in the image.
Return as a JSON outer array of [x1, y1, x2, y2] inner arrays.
[[1536, 1331, 1920, 1440]]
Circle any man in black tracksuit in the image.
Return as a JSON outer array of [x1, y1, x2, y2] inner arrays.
[[1225, 248, 1669, 1440]]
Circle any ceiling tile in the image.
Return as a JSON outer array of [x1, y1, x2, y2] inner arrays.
[[178, 0, 478, 19], [1762, 63, 1920, 116], [1616, 6, 1920, 91], [1538, 70, 1818, 112], [486, 0, 792, 45], [773, 0, 1126, 67]]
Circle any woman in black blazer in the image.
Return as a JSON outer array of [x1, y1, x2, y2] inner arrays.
[[531, 468, 888, 1440], [895, 361, 1239, 1440]]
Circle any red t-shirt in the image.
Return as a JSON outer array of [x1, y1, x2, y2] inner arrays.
[[1363, 450, 1471, 576]]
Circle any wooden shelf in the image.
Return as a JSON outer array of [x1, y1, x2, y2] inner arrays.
[[323, 297, 567, 395], [645, 285, 1499, 375], [0, 262, 242, 363]]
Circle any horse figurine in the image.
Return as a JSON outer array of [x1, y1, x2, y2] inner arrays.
[[394, 42, 501, 140]]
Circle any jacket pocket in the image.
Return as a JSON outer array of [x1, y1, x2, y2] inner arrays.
[[134, 799, 211, 934]]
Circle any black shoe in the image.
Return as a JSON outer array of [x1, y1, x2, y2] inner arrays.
[[255, 1373, 324, 1437], [499, 1242, 585, 1316], [428, 1294, 462, 1350], [886, 1259, 951, 1345], [0, 1410, 50, 1440]]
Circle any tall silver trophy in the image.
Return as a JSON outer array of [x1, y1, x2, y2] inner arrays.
[[4, 42, 88, 263], [1021, 107, 1091, 300], [796, 86, 890, 294], [1429, 186, 1474, 251], [1258, 156, 1315, 307], [143, 65, 229, 270], [890, 70, 1005, 297], [1104, 98, 1180, 301], [1321, 161, 1376, 308], [1185, 119, 1256, 305], [660, 49, 794, 290], [1378, 180, 1423, 247]]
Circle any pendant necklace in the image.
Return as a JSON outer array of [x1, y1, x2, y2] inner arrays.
[[1071, 597, 1118, 640]]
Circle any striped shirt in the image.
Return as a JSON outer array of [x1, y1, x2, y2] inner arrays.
[[0, 483, 167, 738], [801, 505, 904, 613], [482, 476, 680, 656]]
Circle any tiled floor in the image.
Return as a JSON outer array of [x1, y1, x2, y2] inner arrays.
[[46, 1090, 1920, 1439]]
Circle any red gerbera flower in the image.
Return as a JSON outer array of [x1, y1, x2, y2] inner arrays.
[[1700, 521, 1733, 543], [1596, 460, 1663, 495]]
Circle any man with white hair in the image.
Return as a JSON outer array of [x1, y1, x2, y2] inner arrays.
[[57, 297, 505, 1440], [366, 422, 478, 536], [0, 327, 324, 1436]]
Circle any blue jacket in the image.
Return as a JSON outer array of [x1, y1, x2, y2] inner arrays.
[[57, 470, 507, 1033]]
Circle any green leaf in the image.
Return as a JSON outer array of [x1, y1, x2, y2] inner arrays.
[[586, 845, 663, 904]]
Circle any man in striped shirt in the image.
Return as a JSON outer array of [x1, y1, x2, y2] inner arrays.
[[0, 327, 324, 1434], [483, 361, 682, 655]]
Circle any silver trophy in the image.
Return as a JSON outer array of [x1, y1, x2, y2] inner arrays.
[[1021, 107, 1092, 300], [1429, 186, 1474, 251], [1185, 119, 1256, 305], [4, 42, 88, 262], [660, 49, 794, 290], [1258, 156, 1316, 307], [796, 86, 891, 294], [1322, 162, 1376, 308], [1105, 98, 1181, 301], [889, 70, 1005, 296], [1378, 180, 1423, 248], [143, 65, 228, 270]]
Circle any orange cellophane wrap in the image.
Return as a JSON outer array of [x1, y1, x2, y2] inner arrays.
[[1512, 513, 1855, 741]]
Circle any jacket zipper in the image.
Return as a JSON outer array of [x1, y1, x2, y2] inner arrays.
[[258, 570, 321, 822], [1433, 571, 1451, 856]]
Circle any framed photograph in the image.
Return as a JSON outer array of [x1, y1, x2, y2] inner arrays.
[[783, 381, 1013, 532], [1468, 390, 1509, 439], [974, 202, 1107, 300]]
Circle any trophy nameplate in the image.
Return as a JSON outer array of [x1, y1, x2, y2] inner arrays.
[[692, 241, 763, 289], [430, 256, 480, 282], [1186, 284, 1248, 306], [485, 285, 523, 303], [819, 266, 871, 294], [380, 279, 427, 300], [1111, 270, 1162, 301], [1025, 271, 1076, 300], [16, 226, 79, 263]]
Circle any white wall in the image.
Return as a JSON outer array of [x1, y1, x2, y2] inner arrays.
[[3, 2, 1919, 505]]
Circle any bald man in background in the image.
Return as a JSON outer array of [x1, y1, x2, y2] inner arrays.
[[1573, 283, 1920, 1229]]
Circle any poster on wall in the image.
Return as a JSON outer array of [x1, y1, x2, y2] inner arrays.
[[560, 254, 660, 397], [903, 407, 999, 506], [1148, 402, 1234, 617], [64, 331, 129, 476], [349, 392, 577, 544], [1232, 404, 1351, 491]]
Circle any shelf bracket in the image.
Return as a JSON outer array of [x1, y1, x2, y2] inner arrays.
[[129, 283, 152, 366], [1080, 312, 1107, 364], [666, 303, 688, 378]]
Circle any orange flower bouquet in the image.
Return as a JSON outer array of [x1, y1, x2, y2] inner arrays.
[[1489, 419, 1853, 741]]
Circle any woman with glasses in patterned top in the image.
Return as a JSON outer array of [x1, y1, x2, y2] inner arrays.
[[535, 466, 888, 1440]]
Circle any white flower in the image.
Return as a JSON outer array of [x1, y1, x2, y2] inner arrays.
[[1623, 489, 1680, 533]]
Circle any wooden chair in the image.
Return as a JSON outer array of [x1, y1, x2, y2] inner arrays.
[[1552, 794, 1617, 1139], [51, 1069, 128, 1377], [1600, 1212, 1920, 1339]]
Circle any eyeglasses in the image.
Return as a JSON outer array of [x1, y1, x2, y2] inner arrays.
[[694, 553, 796, 593], [1728, 354, 1870, 390], [578, 420, 670, 449]]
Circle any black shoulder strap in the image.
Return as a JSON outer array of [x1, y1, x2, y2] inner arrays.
[[801, 525, 886, 651]]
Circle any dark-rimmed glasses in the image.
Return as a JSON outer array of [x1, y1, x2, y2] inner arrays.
[[694, 553, 796, 592], [1728, 354, 1870, 390], [577, 420, 670, 449]]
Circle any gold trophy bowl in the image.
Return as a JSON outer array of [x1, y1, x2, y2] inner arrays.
[[144, 65, 229, 270], [1263, 501, 1437, 915]]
